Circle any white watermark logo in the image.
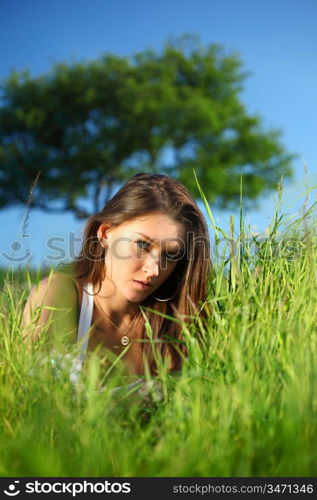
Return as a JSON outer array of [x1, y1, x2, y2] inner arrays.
[[4, 481, 20, 496], [3, 480, 131, 496]]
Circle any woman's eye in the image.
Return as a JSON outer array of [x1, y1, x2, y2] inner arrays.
[[136, 239, 151, 250]]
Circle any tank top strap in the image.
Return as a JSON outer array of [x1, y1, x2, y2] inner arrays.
[[77, 282, 94, 361]]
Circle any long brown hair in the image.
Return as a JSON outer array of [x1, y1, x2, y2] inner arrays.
[[59, 173, 212, 374]]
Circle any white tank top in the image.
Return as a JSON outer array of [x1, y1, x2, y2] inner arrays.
[[77, 282, 94, 362]]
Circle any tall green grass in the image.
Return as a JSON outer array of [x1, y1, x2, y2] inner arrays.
[[0, 181, 317, 477]]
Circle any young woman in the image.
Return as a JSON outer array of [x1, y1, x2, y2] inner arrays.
[[22, 173, 212, 378]]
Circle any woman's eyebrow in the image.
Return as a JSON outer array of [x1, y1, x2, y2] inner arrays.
[[134, 232, 181, 250], [134, 232, 155, 242]]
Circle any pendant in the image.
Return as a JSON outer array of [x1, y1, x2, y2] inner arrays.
[[121, 336, 130, 346]]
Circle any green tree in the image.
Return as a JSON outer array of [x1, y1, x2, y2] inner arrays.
[[0, 35, 294, 218]]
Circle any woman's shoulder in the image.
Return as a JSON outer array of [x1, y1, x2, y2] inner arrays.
[[27, 271, 82, 308], [22, 270, 82, 343]]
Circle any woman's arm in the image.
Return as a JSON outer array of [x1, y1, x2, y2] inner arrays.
[[21, 272, 79, 348]]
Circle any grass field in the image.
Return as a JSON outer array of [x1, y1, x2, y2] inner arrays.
[[0, 182, 316, 477]]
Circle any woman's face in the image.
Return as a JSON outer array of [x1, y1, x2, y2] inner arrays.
[[97, 212, 186, 303]]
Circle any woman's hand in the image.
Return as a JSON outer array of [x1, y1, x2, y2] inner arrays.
[[137, 378, 164, 402]]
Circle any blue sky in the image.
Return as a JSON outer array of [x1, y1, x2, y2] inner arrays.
[[1, 0, 316, 268]]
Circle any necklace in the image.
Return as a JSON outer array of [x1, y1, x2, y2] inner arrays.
[[94, 296, 140, 346]]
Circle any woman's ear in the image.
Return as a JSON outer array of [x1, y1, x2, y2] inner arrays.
[[97, 223, 111, 247]]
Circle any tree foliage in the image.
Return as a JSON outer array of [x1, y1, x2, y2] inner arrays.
[[0, 34, 294, 218]]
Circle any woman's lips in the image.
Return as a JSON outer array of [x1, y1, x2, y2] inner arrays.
[[133, 280, 152, 290]]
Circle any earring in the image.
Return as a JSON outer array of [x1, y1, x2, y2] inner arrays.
[[152, 276, 180, 302]]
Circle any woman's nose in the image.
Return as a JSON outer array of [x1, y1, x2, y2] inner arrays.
[[142, 254, 159, 277]]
